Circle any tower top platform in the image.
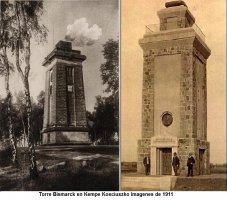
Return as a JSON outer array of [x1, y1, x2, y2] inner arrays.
[[43, 40, 86, 66], [165, 1, 187, 8]]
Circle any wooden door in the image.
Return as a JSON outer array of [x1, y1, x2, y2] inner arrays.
[[162, 148, 172, 175]]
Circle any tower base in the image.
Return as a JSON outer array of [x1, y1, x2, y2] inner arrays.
[[41, 127, 90, 145], [137, 136, 210, 176]]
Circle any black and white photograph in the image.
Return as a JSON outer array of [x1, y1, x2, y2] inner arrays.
[[0, 0, 119, 191]]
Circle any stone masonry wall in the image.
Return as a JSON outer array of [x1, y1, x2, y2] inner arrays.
[[137, 49, 155, 172], [142, 50, 155, 139], [138, 38, 195, 171], [74, 65, 87, 127], [43, 65, 57, 128], [138, 36, 209, 174], [180, 50, 195, 139], [205, 142, 210, 174], [193, 48, 207, 141], [42, 61, 88, 130], [55, 62, 68, 125], [140, 38, 196, 141], [137, 138, 151, 172], [43, 70, 50, 129], [178, 138, 210, 175], [178, 138, 196, 175], [51, 65, 57, 125]]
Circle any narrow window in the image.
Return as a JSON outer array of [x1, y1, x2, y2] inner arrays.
[[49, 69, 53, 95]]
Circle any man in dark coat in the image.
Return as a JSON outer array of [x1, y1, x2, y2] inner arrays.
[[172, 152, 180, 176], [143, 154, 151, 176], [187, 153, 195, 177]]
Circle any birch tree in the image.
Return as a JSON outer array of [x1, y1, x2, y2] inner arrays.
[[12, 0, 47, 178]]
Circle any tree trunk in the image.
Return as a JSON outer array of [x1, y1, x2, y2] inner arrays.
[[21, 117, 27, 147], [24, 27, 39, 178], [14, 1, 47, 178], [3, 47, 18, 165], [15, 36, 38, 179], [24, 79, 38, 179]]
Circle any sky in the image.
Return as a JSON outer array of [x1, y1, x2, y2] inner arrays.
[[0, 0, 119, 112], [121, 0, 226, 164]]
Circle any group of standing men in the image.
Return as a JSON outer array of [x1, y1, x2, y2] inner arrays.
[[143, 152, 195, 176]]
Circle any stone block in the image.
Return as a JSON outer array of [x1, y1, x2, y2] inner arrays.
[[42, 130, 89, 145]]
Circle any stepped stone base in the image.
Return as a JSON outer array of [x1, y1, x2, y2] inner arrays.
[[122, 174, 176, 190], [42, 129, 90, 145], [121, 173, 227, 191]]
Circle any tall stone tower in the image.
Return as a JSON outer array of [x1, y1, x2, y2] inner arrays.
[[138, 1, 211, 175], [41, 40, 90, 145]]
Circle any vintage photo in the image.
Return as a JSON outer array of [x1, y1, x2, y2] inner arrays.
[[0, 0, 119, 191], [121, 0, 226, 191]]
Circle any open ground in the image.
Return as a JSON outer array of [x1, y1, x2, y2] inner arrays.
[[0, 145, 119, 191]]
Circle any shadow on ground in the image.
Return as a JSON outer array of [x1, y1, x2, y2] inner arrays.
[[0, 146, 119, 191]]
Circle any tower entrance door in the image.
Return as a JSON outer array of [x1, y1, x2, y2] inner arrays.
[[157, 148, 172, 175], [162, 148, 172, 175]]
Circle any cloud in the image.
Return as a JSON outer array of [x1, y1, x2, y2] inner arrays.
[[65, 18, 102, 46]]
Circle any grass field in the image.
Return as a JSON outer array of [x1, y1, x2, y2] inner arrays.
[[0, 146, 119, 191]]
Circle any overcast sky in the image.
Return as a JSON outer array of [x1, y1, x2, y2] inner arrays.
[[121, 0, 226, 164], [0, 0, 119, 112]]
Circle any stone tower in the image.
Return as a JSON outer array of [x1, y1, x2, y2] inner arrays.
[[41, 40, 89, 145], [138, 1, 211, 175]]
